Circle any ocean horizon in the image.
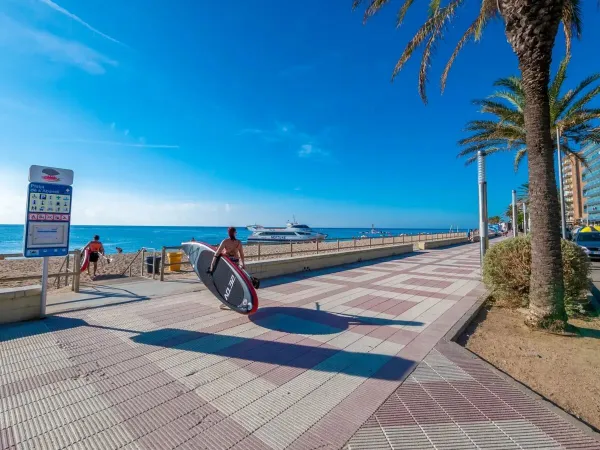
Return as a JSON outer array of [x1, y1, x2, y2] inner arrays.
[[0, 224, 466, 255]]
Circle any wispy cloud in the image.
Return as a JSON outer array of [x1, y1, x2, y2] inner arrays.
[[0, 14, 117, 74], [298, 144, 329, 158], [50, 138, 180, 149], [39, 0, 123, 45], [240, 122, 333, 159]]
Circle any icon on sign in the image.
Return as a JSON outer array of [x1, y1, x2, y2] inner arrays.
[[30, 206, 37, 211], [38, 214, 45, 220], [39, 207, 45, 212], [46, 215, 53, 221], [29, 214, 38, 220], [54, 214, 61, 221], [40, 194, 46, 200], [61, 214, 69, 221]]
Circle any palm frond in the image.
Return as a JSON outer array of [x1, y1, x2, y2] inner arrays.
[[564, 84, 600, 117], [396, 0, 417, 27], [391, 0, 463, 93], [514, 148, 528, 172], [490, 90, 524, 112], [419, 17, 445, 103], [549, 56, 569, 112]]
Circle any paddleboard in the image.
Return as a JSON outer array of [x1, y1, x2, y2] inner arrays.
[[182, 241, 259, 314], [80, 248, 90, 273]]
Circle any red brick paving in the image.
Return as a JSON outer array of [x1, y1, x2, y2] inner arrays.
[[2, 241, 598, 449]]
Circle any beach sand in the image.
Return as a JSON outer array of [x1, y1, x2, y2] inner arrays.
[[0, 235, 432, 292]]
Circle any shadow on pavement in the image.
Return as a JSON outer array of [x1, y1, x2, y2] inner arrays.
[[1, 312, 419, 381], [249, 306, 422, 335]]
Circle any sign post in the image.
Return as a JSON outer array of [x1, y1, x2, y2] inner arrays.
[[23, 165, 74, 317]]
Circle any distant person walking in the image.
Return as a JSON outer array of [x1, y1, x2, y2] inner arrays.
[[83, 235, 106, 279]]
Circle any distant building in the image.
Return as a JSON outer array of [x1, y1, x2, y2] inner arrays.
[[582, 143, 600, 224], [562, 152, 585, 225]]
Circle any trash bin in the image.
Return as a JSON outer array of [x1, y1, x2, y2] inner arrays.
[[145, 256, 161, 274], [167, 251, 183, 272]]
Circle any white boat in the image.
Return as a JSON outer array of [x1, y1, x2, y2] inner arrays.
[[246, 220, 327, 243]]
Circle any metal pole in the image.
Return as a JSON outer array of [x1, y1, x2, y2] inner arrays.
[[523, 203, 528, 235], [557, 128, 567, 239], [478, 151, 489, 266], [512, 190, 518, 237], [160, 247, 166, 281], [41, 256, 48, 317]]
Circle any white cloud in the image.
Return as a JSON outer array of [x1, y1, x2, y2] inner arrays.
[[241, 122, 333, 159], [298, 143, 329, 158], [225, 203, 232, 213], [109, 122, 116, 130], [38, 0, 123, 45], [0, 15, 117, 75]]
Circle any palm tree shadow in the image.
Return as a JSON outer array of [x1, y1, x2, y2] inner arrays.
[[249, 306, 422, 335], [0, 314, 419, 381]]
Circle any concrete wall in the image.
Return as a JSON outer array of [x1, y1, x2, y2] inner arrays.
[[417, 237, 468, 250], [246, 243, 414, 279], [0, 285, 42, 325]]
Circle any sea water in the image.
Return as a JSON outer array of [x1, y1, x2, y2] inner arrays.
[[0, 224, 462, 255]]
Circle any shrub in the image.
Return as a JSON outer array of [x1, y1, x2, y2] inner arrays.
[[482, 236, 591, 316]]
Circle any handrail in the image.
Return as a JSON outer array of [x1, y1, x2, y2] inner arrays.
[[155, 232, 468, 281], [0, 251, 75, 260], [54, 254, 70, 288], [120, 248, 146, 276]]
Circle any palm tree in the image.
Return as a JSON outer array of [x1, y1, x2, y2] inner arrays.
[[458, 60, 600, 170], [352, 0, 585, 330]]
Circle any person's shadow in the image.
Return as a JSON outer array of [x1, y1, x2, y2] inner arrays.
[[249, 305, 422, 335]]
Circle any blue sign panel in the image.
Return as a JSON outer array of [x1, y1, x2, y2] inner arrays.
[[23, 183, 73, 258]]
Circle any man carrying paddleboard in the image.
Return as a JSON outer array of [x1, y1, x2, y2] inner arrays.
[[83, 235, 107, 279], [210, 227, 246, 271], [210, 227, 246, 309]]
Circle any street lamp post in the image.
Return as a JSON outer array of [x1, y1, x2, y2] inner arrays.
[[556, 128, 567, 239], [478, 150, 488, 268]]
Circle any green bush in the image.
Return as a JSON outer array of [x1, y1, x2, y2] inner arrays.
[[482, 236, 591, 316]]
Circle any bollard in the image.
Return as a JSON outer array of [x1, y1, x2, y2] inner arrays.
[[73, 249, 81, 293], [160, 247, 166, 281]]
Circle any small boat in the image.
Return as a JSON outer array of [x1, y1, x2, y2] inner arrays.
[[247, 220, 327, 243]]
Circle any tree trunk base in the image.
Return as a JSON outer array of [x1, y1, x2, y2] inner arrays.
[[525, 309, 567, 332]]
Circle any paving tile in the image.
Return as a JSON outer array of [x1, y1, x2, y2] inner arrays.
[[3, 241, 599, 450]]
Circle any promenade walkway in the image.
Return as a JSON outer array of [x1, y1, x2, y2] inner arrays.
[[1, 243, 598, 449]]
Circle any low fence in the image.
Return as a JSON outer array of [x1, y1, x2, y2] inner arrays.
[[0, 231, 471, 291], [157, 232, 468, 280], [0, 251, 81, 290]]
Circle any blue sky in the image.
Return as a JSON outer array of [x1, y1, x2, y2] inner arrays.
[[1, 0, 599, 227]]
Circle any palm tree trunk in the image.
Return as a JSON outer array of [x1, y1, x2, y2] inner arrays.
[[501, 0, 568, 330]]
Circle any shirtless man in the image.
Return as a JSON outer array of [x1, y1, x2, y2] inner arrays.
[[210, 227, 245, 271], [209, 227, 246, 310], [83, 235, 105, 279]]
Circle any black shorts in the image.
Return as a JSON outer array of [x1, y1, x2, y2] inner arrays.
[[89, 252, 100, 263]]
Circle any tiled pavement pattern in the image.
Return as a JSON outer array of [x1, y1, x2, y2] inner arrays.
[[348, 340, 600, 450], [1, 243, 598, 450]]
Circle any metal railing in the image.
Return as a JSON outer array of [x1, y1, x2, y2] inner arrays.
[[0, 251, 80, 291], [156, 232, 468, 281]]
